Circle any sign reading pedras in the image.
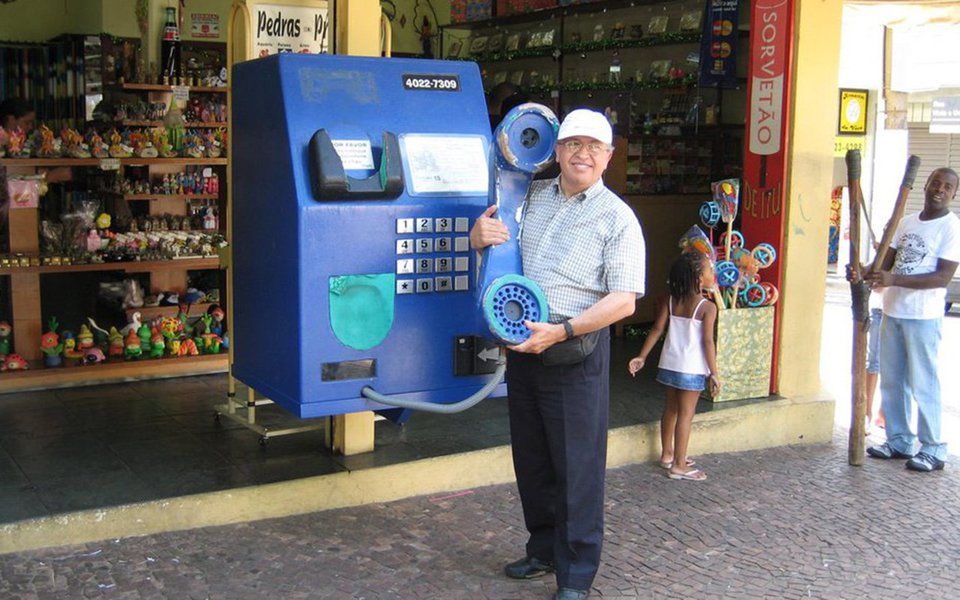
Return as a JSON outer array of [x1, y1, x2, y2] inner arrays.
[[253, 2, 329, 57], [402, 74, 461, 92]]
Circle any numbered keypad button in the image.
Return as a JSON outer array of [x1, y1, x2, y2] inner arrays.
[[435, 217, 453, 233], [435, 256, 452, 273], [454, 256, 469, 272], [416, 258, 433, 273], [435, 237, 451, 252], [397, 280, 414, 295], [455, 217, 469, 233], [454, 275, 469, 291], [415, 217, 433, 233], [396, 218, 414, 234], [396, 259, 414, 274], [454, 237, 470, 253], [435, 276, 452, 292], [416, 278, 434, 293], [416, 238, 434, 253], [396, 239, 414, 255]]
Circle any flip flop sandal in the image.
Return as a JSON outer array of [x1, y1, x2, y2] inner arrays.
[[659, 458, 696, 469], [668, 468, 707, 481]]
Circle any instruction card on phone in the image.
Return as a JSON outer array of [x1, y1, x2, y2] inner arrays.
[[399, 134, 489, 195]]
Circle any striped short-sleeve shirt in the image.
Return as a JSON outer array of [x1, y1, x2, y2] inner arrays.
[[520, 177, 646, 322]]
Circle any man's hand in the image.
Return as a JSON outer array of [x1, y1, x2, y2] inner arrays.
[[508, 320, 567, 354], [469, 205, 510, 250], [864, 269, 894, 288]]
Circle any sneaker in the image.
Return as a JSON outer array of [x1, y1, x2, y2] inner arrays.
[[866, 443, 915, 460], [905, 452, 945, 472]]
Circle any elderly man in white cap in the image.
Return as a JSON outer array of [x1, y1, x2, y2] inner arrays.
[[471, 109, 646, 600]]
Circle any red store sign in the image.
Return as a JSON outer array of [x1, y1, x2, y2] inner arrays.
[[741, 0, 795, 391]]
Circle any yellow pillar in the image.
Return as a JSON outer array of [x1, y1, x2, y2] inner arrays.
[[336, 0, 381, 57], [227, 0, 379, 455], [777, 0, 844, 397], [328, 0, 381, 453]]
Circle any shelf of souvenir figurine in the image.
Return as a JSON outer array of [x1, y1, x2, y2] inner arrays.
[[127, 302, 216, 321], [0, 158, 227, 167], [117, 83, 228, 94], [446, 31, 701, 63], [624, 174, 710, 196], [112, 194, 220, 201], [0, 257, 220, 276], [0, 353, 229, 393], [122, 121, 228, 129]]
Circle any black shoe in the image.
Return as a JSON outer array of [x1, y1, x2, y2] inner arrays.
[[866, 442, 915, 459], [555, 588, 590, 600], [503, 556, 554, 579], [905, 452, 945, 472]]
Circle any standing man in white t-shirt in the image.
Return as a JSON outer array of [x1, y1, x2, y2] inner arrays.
[[865, 167, 960, 472]]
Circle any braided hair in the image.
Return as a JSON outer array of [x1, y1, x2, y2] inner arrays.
[[667, 251, 706, 302]]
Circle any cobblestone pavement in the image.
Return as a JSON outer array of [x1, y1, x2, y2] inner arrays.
[[1, 430, 958, 600]]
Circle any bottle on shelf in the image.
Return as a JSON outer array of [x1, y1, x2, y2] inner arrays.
[[160, 6, 182, 84]]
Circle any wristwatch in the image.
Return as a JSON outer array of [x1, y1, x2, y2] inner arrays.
[[562, 319, 575, 340]]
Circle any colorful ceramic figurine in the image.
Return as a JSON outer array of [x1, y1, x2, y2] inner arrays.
[[176, 303, 193, 337], [61, 128, 91, 158], [203, 131, 221, 158], [183, 134, 205, 159], [149, 330, 165, 358], [124, 330, 143, 360], [77, 324, 95, 352], [87, 318, 111, 349], [87, 129, 109, 158], [0, 321, 11, 358], [207, 305, 225, 336], [86, 229, 103, 252], [1, 355, 29, 371], [40, 318, 64, 368], [108, 129, 133, 158], [178, 338, 199, 356], [7, 127, 28, 157], [108, 326, 125, 358], [35, 125, 59, 158], [137, 322, 152, 348], [62, 331, 85, 363], [84, 347, 106, 365], [154, 127, 177, 158]]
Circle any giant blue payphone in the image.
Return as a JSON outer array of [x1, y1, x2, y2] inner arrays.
[[232, 54, 556, 419]]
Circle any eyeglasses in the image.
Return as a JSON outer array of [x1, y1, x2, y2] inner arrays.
[[560, 140, 611, 155]]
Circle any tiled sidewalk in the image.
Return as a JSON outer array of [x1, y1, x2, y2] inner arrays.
[[1, 432, 957, 599]]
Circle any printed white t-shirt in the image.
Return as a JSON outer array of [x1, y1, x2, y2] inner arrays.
[[883, 212, 960, 319]]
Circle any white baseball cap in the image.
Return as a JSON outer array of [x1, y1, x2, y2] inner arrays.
[[557, 109, 613, 145]]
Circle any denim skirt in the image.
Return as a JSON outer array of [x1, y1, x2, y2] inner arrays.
[[656, 368, 706, 392]]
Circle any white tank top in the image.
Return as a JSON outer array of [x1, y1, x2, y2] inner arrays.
[[658, 297, 711, 375]]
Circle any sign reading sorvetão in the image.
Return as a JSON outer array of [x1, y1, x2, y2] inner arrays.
[[930, 96, 960, 134], [253, 2, 330, 57]]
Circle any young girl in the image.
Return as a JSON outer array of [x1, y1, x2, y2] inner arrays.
[[628, 251, 720, 481]]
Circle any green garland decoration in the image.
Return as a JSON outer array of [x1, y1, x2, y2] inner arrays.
[[562, 32, 701, 54], [525, 73, 699, 95], [449, 32, 701, 63]]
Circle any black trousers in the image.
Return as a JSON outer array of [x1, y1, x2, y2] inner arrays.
[[505, 328, 610, 590]]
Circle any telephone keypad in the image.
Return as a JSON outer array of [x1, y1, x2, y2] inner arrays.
[[396, 216, 472, 294]]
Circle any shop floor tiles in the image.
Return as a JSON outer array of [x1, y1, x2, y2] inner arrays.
[[0, 337, 767, 523]]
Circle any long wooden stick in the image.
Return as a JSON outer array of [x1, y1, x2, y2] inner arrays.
[[846, 153, 921, 465], [869, 155, 921, 273], [845, 149, 868, 465]]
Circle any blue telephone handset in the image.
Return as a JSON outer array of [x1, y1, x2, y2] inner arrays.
[[477, 103, 559, 344]]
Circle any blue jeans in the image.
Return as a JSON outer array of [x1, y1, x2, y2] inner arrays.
[[866, 308, 882, 373], [879, 315, 945, 459]]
